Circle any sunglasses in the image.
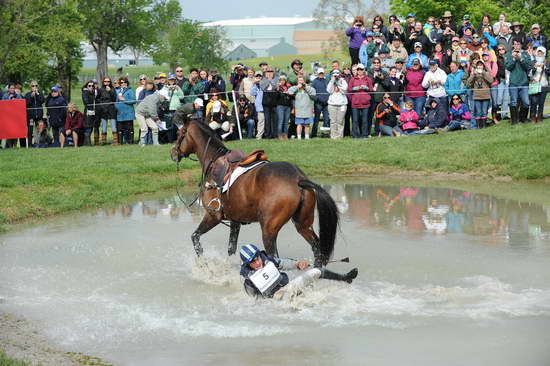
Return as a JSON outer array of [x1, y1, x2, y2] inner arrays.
[[452, 97, 460, 100], [139, 78, 146, 81], [31, 84, 38, 87], [357, 67, 365, 70], [460, 42, 467, 45], [104, 80, 110, 83], [87, 84, 94, 87], [383, 96, 390, 99], [176, 70, 183, 72], [120, 81, 128, 84]]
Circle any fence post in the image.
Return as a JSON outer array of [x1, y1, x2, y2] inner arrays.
[[232, 90, 243, 140]]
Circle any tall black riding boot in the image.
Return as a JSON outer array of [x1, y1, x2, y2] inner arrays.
[[510, 106, 518, 125], [320, 268, 358, 284], [520, 107, 529, 123]]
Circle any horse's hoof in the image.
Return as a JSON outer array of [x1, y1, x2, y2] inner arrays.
[[228, 246, 237, 256]]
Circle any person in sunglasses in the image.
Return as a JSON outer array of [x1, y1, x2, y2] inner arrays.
[[25, 81, 45, 147], [81, 80, 97, 146]]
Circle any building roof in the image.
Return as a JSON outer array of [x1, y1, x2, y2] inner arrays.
[[203, 17, 314, 27]]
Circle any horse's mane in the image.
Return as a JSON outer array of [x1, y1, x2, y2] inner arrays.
[[189, 119, 229, 155]]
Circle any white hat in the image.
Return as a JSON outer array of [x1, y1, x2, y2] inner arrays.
[[194, 98, 204, 107], [212, 100, 222, 113], [536, 46, 547, 56], [157, 89, 169, 99], [414, 42, 422, 48], [317, 67, 325, 74], [356, 63, 366, 69]]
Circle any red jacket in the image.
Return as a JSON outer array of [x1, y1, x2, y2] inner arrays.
[[65, 110, 84, 130], [347, 75, 374, 109], [404, 69, 426, 98]]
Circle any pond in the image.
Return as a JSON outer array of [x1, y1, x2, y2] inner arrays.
[[1, 178, 550, 365]]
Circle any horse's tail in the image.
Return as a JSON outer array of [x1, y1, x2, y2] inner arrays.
[[298, 180, 339, 265]]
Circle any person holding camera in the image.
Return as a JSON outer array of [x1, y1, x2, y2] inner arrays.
[[232, 95, 256, 139], [287, 59, 305, 86], [275, 75, 292, 140], [505, 39, 534, 124], [375, 93, 401, 136], [466, 59, 494, 128], [287, 76, 316, 139], [326, 70, 348, 139], [406, 22, 431, 56], [205, 70, 226, 101], [230, 64, 246, 99], [346, 16, 367, 65], [114, 76, 137, 145], [528, 46, 549, 123], [250, 71, 265, 139], [182, 68, 205, 104]]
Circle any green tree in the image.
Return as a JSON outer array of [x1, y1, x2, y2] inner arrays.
[[0, 0, 84, 95], [151, 19, 228, 71], [77, 0, 176, 81]]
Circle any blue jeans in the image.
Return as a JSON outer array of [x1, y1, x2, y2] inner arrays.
[[379, 124, 398, 136], [101, 118, 117, 133], [351, 108, 370, 138], [465, 90, 477, 128], [448, 119, 469, 130], [529, 91, 547, 116], [473, 99, 490, 119], [496, 82, 510, 117], [276, 105, 290, 135], [509, 86, 530, 107], [313, 102, 330, 137], [246, 119, 255, 138], [405, 96, 426, 119]]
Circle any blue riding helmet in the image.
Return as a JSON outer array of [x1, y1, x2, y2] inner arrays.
[[240, 244, 260, 264]]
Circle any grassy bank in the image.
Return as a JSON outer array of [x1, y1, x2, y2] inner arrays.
[[0, 351, 28, 366], [1, 121, 550, 232]]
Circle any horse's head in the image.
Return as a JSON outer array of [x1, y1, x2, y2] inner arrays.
[[170, 104, 198, 162]]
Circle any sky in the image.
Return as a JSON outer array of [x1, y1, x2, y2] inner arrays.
[[179, 0, 318, 22]]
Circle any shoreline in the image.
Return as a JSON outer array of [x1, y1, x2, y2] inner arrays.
[[0, 312, 113, 366]]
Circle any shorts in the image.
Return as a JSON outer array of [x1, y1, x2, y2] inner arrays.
[[295, 117, 313, 125]]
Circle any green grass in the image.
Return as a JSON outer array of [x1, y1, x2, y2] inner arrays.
[[0, 351, 28, 366], [2, 121, 550, 232]]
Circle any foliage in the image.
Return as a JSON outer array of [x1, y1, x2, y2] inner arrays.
[[389, 0, 550, 32], [1, 122, 550, 232], [76, 0, 178, 81], [151, 19, 228, 72], [0, 350, 29, 366], [0, 0, 84, 92]]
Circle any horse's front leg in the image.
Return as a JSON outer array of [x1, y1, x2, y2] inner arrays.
[[228, 221, 241, 256], [191, 214, 221, 256]]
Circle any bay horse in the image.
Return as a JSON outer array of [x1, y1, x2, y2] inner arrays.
[[170, 112, 339, 267]]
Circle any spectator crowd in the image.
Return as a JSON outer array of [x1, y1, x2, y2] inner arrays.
[[1, 11, 549, 148]]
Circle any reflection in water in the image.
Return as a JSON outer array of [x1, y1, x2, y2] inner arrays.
[[96, 184, 550, 249], [329, 184, 550, 249]]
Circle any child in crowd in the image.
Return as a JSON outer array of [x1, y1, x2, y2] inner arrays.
[[287, 76, 317, 139]]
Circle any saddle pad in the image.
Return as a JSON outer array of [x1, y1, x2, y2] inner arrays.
[[222, 161, 268, 193]]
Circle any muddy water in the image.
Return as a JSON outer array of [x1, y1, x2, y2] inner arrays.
[[1, 179, 550, 366]]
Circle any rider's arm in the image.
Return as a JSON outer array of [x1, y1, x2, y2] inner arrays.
[[243, 279, 262, 298]]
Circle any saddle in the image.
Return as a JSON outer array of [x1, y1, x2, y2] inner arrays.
[[210, 149, 268, 188]]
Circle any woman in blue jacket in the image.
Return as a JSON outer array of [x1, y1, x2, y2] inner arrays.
[[115, 77, 137, 144]]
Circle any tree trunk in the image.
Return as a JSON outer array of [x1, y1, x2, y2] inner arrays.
[[131, 47, 141, 66], [94, 41, 109, 81]]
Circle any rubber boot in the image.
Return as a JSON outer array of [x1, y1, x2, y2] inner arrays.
[[510, 106, 518, 125], [100, 132, 107, 145], [320, 268, 359, 284], [84, 133, 91, 146], [492, 106, 500, 124], [519, 107, 529, 123], [111, 131, 119, 146], [152, 130, 159, 145], [93, 130, 99, 145], [537, 111, 543, 123]]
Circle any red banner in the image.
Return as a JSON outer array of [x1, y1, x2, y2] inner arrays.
[[0, 99, 28, 139]]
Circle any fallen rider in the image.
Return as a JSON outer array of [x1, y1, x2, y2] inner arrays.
[[239, 244, 358, 300]]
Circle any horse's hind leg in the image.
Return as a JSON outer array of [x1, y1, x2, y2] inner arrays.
[[228, 221, 241, 256], [191, 214, 220, 256]]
